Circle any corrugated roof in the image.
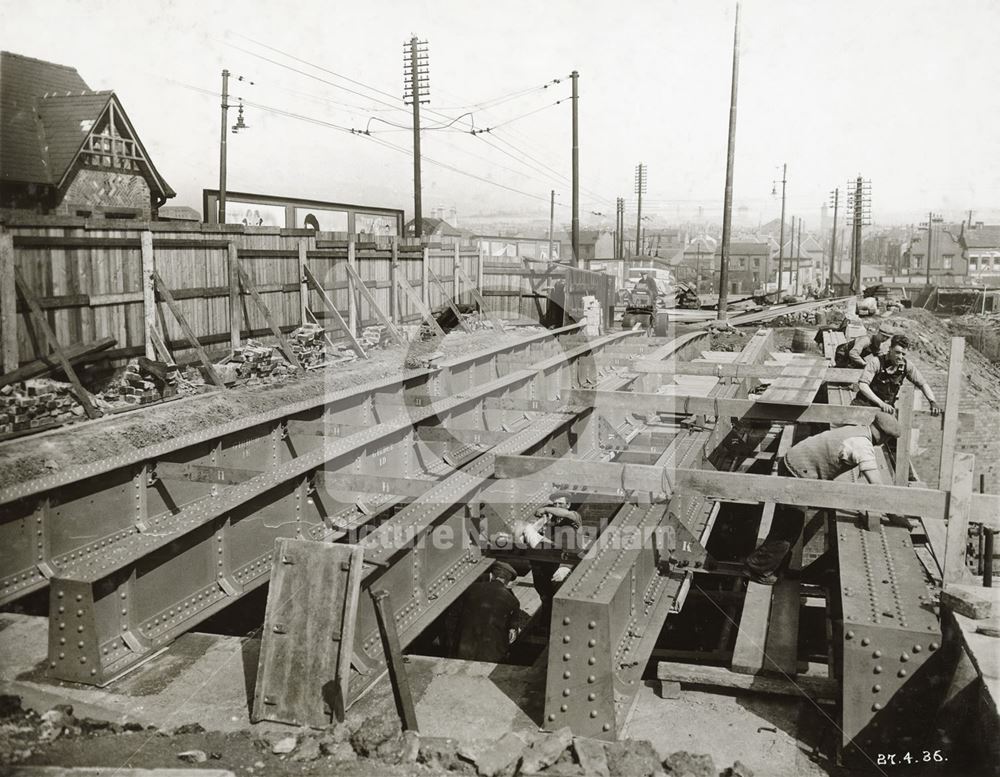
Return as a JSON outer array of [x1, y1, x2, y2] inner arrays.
[[36, 91, 111, 183], [1, 50, 90, 184]]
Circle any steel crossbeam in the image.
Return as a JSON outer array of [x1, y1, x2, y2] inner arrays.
[[41, 328, 639, 685], [0, 324, 587, 605], [835, 516, 946, 762]]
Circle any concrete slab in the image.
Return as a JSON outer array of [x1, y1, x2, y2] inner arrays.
[[625, 684, 843, 777], [0, 614, 256, 731]]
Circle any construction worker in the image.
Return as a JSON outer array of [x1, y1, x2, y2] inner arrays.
[[639, 271, 660, 301], [454, 562, 520, 662], [854, 333, 940, 415], [834, 326, 889, 368], [744, 411, 901, 584], [522, 492, 583, 610]]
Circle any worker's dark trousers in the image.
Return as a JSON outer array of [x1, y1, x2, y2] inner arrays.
[[744, 458, 806, 579]]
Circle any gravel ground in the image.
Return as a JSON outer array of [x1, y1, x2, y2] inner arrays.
[[0, 329, 534, 491]]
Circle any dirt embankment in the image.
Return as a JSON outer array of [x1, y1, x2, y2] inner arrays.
[[0, 329, 534, 491]]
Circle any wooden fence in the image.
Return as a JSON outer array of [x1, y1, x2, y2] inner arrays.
[[0, 216, 615, 373]]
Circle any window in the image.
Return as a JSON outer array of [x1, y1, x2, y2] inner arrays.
[[943, 255, 953, 270], [994, 256, 1000, 271], [914, 254, 923, 269], [970, 257, 978, 272], [753, 257, 761, 268]]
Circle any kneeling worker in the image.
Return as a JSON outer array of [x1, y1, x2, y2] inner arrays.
[[744, 411, 901, 584], [455, 562, 520, 662]]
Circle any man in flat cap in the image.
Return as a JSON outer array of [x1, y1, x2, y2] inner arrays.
[[744, 412, 901, 584]]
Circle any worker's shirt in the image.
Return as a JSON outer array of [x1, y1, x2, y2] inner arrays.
[[783, 425, 879, 481], [847, 336, 882, 365], [858, 354, 926, 404]]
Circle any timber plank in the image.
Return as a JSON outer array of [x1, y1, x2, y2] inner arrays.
[[252, 540, 365, 727], [656, 661, 836, 701], [235, 261, 302, 371], [152, 271, 226, 388]]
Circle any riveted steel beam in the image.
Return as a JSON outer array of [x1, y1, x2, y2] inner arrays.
[[0, 324, 594, 606], [44, 329, 640, 684]]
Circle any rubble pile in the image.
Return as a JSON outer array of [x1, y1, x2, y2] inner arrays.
[[98, 358, 179, 407], [253, 710, 751, 777], [360, 324, 391, 350], [228, 339, 295, 382], [0, 378, 91, 433], [288, 323, 331, 368]]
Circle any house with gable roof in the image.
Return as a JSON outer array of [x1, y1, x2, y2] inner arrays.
[[0, 51, 174, 219]]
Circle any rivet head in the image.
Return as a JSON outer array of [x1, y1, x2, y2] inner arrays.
[[563, 653, 571, 661], [846, 630, 855, 639], [929, 642, 939, 651], [560, 705, 568, 712], [874, 666, 883, 674], [913, 645, 922, 653], [80, 657, 87, 664], [562, 689, 571, 697], [563, 617, 571, 625], [563, 636, 571, 644], [563, 671, 571, 679], [602, 724, 611, 732], [861, 638, 870, 646], [588, 639, 596, 647], [872, 703, 882, 711], [76, 594, 82, 602], [898, 669, 908, 678], [873, 650, 882, 658], [588, 657, 596, 665], [588, 693, 596, 701], [547, 714, 555, 722], [590, 711, 598, 718], [900, 652, 910, 662], [587, 675, 596, 683], [873, 684, 881, 693], [588, 621, 596, 629]]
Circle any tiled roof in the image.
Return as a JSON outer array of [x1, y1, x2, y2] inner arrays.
[[36, 91, 111, 185], [1, 50, 90, 184], [715, 241, 771, 256], [964, 226, 1000, 249]]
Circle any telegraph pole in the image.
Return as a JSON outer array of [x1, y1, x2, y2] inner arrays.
[[404, 37, 429, 238], [218, 69, 230, 224], [634, 164, 646, 258], [717, 3, 740, 320], [570, 70, 580, 267], [774, 163, 787, 298], [796, 217, 803, 295], [828, 188, 839, 293], [548, 190, 555, 261], [846, 176, 870, 294]]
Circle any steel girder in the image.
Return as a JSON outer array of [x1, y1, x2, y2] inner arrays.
[[835, 517, 946, 763], [0, 325, 586, 606], [40, 329, 637, 685]]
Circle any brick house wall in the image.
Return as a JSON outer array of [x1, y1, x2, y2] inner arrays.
[[56, 168, 152, 219]]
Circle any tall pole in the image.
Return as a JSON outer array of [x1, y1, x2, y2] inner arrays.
[[634, 163, 646, 258], [776, 163, 787, 299], [828, 188, 839, 293], [570, 70, 580, 267], [404, 37, 429, 239], [852, 176, 863, 294], [796, 217, 803, 294], [717, 3, 740, 320], [218, 69, 230, 224], [926, 210, 933, 287], [548, 190, 555, 262]]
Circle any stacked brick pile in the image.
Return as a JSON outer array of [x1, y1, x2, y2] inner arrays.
[[360, 325, 389, 350], [230, 340, 293, 382], [99, 358, 180, 407], [289, 324, 328, 368], [0, 378, 90, 433]]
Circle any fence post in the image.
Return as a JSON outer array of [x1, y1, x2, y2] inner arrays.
[[421, 246, 430, 310], [141, 231, 156, 360], [228, 242, 241, 351], [347, 238, 358, 335], [389, 238, 399, 326], [476, 245, 485, 297], [0, 228, 18, 373], [298, 240, 309, 327]]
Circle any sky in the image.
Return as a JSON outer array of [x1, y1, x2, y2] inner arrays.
[[2, 0, 999, 229]]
